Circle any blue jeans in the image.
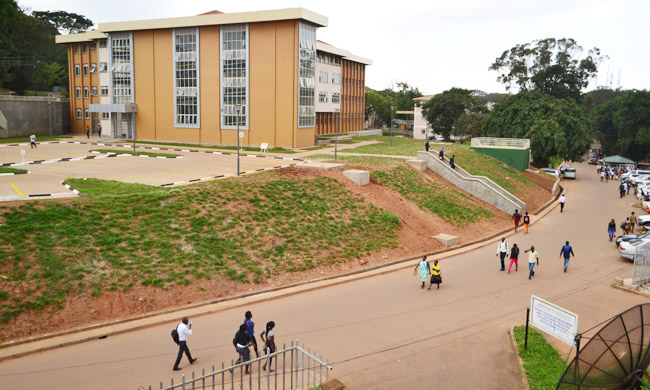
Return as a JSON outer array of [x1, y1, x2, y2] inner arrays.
[[564, 257, 570, 270], [608, 228, 615, 241], [528, 262, 535, 279]]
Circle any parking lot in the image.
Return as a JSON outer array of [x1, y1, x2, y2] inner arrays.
[[0, 139, 302, 200]]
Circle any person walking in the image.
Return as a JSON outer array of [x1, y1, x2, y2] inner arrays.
[[414, 256, 431, 289], [496, 237, 508, 271], [425, 140, 430, 152], [608, 219, 617, 242], [523, 212, 531, 234], [630, 212, 637, 233], [450, 155, 456, 169], [600, 170, 605, 182], [29, 133, 37, 149], [173, 317, 197, 371], [512, 209, 521, 232], [85, 125, 90, 139], [558, 194, 566, 213], [508, 244, 520, 273], [96, 124, 102, 137], [233, 323, 252, 375], [439, 146, 445, 161], [619, 183, 625, 198], [524, 246, 539, 280], [559, 241, 575, 273], [623, 218, 631, 235], [260, 321, 276, 372], [428, 260, 442, 290], [243, 311, 259, 359]]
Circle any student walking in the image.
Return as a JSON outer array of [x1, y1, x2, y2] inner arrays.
[[524, 246, 539, 280], [559, 241, 575, 273], [512, 209, 521, 232], [523, 212, 531, 234], [85, 125, 90, 139], [449, 155, 456, 169], [496, 237, 508, 271], [439, 146, 445, 161], [428, 260, 442, 290], [608, 219, 617, 242], [425, 140, 430, 152], [96, 124, 102, 137], [244, 311, 259, 358], [508, 244, 520, 273], [260, 321, 276, 372], [173, 317, 197, 371], [29, 133, 37, 149], [558, 194, 566, 213], [414, 256, 431, 289], [234, 323, 253, 375], [630, 212, 637, 233]]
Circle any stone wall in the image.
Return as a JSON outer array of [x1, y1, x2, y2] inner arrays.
[[0, 98, 70, 138]]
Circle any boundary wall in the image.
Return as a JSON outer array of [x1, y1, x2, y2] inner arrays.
[[0, 97, 69, 138]]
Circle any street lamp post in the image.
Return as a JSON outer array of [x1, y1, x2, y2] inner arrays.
[[390, 105, 395, 149], [334, 109, 340, 161], [235, 104, 241, 176]]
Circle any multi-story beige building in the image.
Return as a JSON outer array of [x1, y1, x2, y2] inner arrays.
[[55, 8, 371, 148]]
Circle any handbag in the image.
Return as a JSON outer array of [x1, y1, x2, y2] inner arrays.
[[413, 268, 417, 276]]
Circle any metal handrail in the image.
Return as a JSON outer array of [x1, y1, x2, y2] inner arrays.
[[470, 137, 530, 148], [0, 95, 69, 102]]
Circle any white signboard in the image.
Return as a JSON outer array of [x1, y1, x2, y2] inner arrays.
[[239, 132, 244, 138], [530, 295, 579, 346]]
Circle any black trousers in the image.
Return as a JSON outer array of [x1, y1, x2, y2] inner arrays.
[[174, 341, 194, 368], [499, 251, 507, 270]]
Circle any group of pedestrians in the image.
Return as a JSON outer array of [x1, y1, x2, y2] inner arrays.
[[171, 311, 277, 373], [414, 255, 442, 290], [511, 209, 531, 233], [424, 142, 456, 169], [495, 236, 574, 279], [611, 211, 639, 239]]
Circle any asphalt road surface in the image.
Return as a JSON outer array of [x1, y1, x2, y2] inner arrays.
[[0, 162, 647, 390]]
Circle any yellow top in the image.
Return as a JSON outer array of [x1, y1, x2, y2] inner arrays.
[[431, 264, 440, 276]]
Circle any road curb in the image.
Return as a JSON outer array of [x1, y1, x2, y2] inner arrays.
[[509, 327, 531, 390]]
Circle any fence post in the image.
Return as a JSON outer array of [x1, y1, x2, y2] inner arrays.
[[524, 307, 530, 351]]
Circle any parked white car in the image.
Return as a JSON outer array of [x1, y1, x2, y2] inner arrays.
[[562, 167, 577, 179], [618, 239, 650, 261], [638, 215, 650, 232], [540, 168, 560, 177]]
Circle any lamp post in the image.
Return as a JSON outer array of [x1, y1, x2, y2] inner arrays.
[[390, 105, 394, 149], [334, 108, 340, 161], [235, 104, 241, 176]]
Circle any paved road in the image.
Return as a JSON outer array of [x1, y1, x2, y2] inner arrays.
[[0, 162, 647, 390]]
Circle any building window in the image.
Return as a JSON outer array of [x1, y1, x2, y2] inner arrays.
[[110, 32, 133, 104], [84, 109, 90, 119], [99, 39, 107, 48], [74, 64, 80, 76], [83, 86, 89, 98], [76, 109, 82, 119], [90, 42, 96, 50], [101, 112, 110, 120], [83, 64, 88, 76], [101, 86, 109, 96], [319, 71, 328, 83], [298, 22, 316, 127], [99, 62, 107, 72], [332, 73, 340, 85], [74, 44, 79, 54], [90, 63, 97, 73], [220, 24, 248, 128], [319, 91, 328, 103], [332, 93, 340, 103], [173, 27, 200, 128], [75, 87, 81, 99], [91, 86, 97, 96], [82, 43, 88, 53]]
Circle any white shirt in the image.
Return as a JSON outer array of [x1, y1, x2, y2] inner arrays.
[[528, 251, 539, 264], [496, 240, 508, 254], [559, 196, 566, 204], [30, 135, 35, 142], [177, 322, 192, 342]]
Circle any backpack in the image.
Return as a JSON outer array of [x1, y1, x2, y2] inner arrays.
[[171, 324, 180, 345]]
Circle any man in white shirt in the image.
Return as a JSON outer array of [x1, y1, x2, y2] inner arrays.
[[173, 317, 197, 371], [558, 194, 566, 213], [496, 237, 508, 271], [30, 133, 37, 149]]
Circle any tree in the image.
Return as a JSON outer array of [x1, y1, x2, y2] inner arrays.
[[35, 61, 66, 91], [453, 112, 485, 137], [365, 82, 422, 128], [594, 90, 650, 162], [421, 88, 484, 140], [32, 10, 93, 34], [582, 87, 627, 115], [365, 89, 393, 127], [489, 38, 606, 100], [483, 91, 592, 167]]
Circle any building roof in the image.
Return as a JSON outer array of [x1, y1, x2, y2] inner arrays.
[[413, 95, 435, 102], [316, 41, 372, 65], [602, 155, 636, 165], [396, 110, 413, 115], [55, 30, 108, 44]]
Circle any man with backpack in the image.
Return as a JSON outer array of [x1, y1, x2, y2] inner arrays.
[[172, 317, 197, 371]]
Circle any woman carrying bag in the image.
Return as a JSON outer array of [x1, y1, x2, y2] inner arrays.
[[429, 260, 442, 290], [414, 256, 431, 289]]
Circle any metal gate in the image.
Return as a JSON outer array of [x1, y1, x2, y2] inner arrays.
[[632, 241, 650, 286], [142, 340, 332, 390]]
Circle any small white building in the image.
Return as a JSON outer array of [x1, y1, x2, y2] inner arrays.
[[412, 95, 434, 140]]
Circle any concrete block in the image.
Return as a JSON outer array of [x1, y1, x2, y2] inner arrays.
[[343, 169, 370, 186], [321, 379, 346, 390], [613, 277, 624, 287], [296, 162, 345, 170], [434, 233, 459, 246], [406, 159, 427, 171]]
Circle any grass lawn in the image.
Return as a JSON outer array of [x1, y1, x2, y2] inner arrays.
[[90, 149, 180, 158], [0, 167, 28, 174], [513, 326, 566, 390], [0, 135, 71, 144], [348, 136, 534, 195], [0, 173, 400, 322], [131, 140, 297, 154], [308, 155, 407, 169]]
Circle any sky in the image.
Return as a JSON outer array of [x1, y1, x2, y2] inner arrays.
[[19, 0, 650, 95]]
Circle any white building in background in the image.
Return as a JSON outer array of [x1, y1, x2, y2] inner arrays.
[[413, 95, 434, 140]]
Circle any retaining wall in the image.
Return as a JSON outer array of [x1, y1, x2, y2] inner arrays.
[[417, 150, 526, 215], [0, 99, 69, 138]]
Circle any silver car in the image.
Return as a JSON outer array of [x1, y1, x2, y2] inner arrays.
[[562, 167, 577, 179], [618, 239, 650, 261]]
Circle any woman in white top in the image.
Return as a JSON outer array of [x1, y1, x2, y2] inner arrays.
[[260, 321, 276, 372]]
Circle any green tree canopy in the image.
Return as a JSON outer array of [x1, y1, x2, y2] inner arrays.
[[453, 112, 485, 138], [365, 81, 422, 127], [32, 10, 93, 34], [483, 91, 592, 167], [489, 38, 605, 100], [421, 88, 484, 140], [594, 90, 650, 162]]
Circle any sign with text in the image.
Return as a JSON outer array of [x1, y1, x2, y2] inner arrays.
[[530, 295, 578, 346]]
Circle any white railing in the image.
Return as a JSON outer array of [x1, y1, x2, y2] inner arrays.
[[0, 95, 68, 102], [146, 339, 332, 390], [471, 137, 530, 149], [633, 241, 650, 286]]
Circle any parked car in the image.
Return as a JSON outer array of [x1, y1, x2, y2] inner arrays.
[[638, 215, 650, 232], [540, 168, 560, 177], [562, 167, 577, 179], [618, 240, 648, 261], [617, 231, 650, 247], [427, 135, 445, 141]]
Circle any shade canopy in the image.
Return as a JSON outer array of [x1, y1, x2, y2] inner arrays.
[[602, 155, 636, 165]]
